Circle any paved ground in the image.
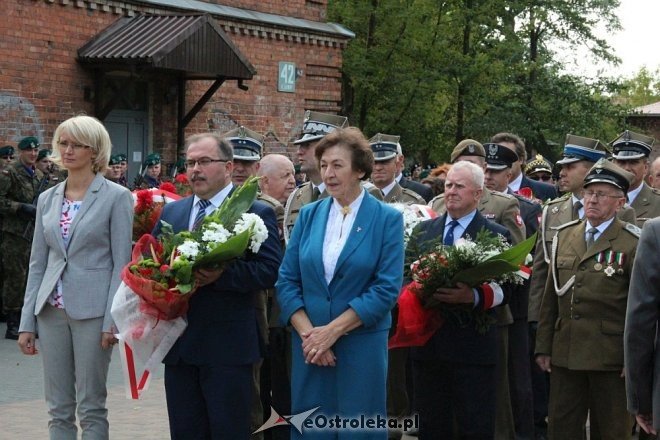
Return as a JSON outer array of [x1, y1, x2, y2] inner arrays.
[[0, 322, 417, 439]]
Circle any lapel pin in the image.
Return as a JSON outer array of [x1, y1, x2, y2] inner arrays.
[[356, 227, 362, 233]]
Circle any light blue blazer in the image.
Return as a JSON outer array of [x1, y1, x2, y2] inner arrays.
[[276, 189, 404, 333], [19, 173, 134, 333]]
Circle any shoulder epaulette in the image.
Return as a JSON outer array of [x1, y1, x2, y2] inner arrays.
[[623, 222, 641, 238], [650, 187, 660, 196], [257, 192, 282, 209], [401, 187, 425, 202], [490, 190, 514, 200], [429, 193, 444, 204], [546, 193, 571, 205], [552, 218, 581, 231]]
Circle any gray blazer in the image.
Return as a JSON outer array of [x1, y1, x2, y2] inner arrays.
[[19, 173, 134, 333], [625, 217, 660, 427]]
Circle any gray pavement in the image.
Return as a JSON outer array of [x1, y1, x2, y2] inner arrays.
[[0, 322, 416, 439]]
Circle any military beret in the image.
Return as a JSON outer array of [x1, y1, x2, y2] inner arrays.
[[116, 153, 128, 162], [144, 153, 161, 166], [108, 155, 121, 166], [583, 158, 634, 193], [556, 134, 608, 165], [525, 154, 553, 176], [484, 143, 519, 170], [294, 110, 349, 145], [0, 145, 15, 157], [450, 139, 485, 163], [224, 126, 264, 161], [18, 136, 40, 150], [610, 130, 655, 160], [368, 133, 400, 161], [37, 149, 51, 161]]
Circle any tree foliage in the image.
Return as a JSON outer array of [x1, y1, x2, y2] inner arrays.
[[329, 0, 630, 165]]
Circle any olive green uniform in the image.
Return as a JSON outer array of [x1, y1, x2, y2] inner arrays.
[[383, 183, 425, 205], [630, 183, 660, 226], [535, 219, 640, 440], [527, 194, 637, 322], [0, 161, 45, 313]]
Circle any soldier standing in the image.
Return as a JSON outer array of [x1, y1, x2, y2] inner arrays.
[[535, 160, 639, 440], [105, 155, 123, 183], [141, 153, 162, 188], [0, 145, 14, 321], [0, 136, 45, 339], [369, 133, 425, 205], [610, 130, 660, 226]]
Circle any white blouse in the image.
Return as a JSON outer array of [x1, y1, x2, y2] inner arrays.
[[322, 189, 365, 285]]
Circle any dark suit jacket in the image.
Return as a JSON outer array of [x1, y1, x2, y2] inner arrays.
[[409, 211, 512, 365], [399, 175, 434, 203], [508, 190, 542, 320], [153, 194, 283, 366], [519, 175, 557, 202]]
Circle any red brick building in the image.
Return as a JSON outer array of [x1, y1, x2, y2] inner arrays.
[[0, 0, 353, 181]]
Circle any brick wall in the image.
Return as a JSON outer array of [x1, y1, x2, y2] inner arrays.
[[0, 0, 346, 163]]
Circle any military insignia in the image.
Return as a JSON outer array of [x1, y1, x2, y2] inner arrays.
[[468, 144, 475, 153], [595, 168, 603, 174], [604, 265, 615, 277], [594, 263, 602, 271], [624, 222, 641, 238], [484, 213, 496, 219], [488, 144, 498, 156], [617, 268, 624, 275], [515, 214, 523, 226], [552, 206, 559, 214]]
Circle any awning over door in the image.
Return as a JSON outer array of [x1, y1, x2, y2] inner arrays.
[[78, 13, 256, 80]]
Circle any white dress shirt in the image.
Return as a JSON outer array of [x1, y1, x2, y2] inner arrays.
[[188, 183, 233, 230]]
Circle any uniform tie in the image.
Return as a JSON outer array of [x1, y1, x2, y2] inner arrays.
[[572, 200, 583, 219], [443, 219, 459, 246], [193, 199, 211, 230], [311, 186, 321, 202], [586, 227, 598, 249]]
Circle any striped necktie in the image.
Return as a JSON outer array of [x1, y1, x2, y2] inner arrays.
[[443, 219, 459, 246], [193, 199, 211, 230], [586, 227, 598, 249]]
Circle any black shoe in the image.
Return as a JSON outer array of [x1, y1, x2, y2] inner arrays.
[[4, 311, 20, 340]]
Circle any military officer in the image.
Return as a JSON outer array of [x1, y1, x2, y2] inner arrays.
[[525, 154, 555, 186], [430, 139, 526, 245], [283, 111, 383, 243], [526, 134, 636, 437], [116, 153, 129, 187], [140, 153, 161, 188], [35, 149, 63, 190], [369, 133, 425, 205], [485, 142, 541, 440], [610, 130, 660, 226], [0, 145, 15, 170], [535, 159, 639, 440], [221, 125, 284, 439], [0, 136, 45, 339], [105, 154, 123, 183]]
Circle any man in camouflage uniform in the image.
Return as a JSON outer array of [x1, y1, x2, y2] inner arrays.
[[535, 160, 640, 440], [105, 154, 123, 184], [527, 134, 636, 438], [0, 136, 45, 339], [369, 133, 426, 205], [283, 111, 383, 243], [225, 126, 284, 440], [610, 130, 660, 226], [0, 145, 15, 321]]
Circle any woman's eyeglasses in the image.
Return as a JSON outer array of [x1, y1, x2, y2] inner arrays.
[[57, 140, 90, 151]]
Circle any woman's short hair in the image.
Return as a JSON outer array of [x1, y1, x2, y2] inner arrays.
[[314, 127, 373, 180], [51, 115, 112, 174]]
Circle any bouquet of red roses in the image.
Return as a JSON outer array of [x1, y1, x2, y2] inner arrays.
[[132, 188, 181, 242], [389, 230, 536, 348], [112, 177, 268, 398]]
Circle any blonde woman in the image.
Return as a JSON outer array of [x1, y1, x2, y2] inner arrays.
[[18, 115, 133, 439]]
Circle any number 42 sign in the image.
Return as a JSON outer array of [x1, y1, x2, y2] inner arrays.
[[278, 62, 298, 93]]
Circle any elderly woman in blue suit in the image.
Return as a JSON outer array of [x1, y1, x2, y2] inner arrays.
[[276, 127, 404, 439]]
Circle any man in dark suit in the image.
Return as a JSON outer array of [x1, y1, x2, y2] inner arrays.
[[394, 141, 434, 202], [491, 132, 558, 202], [409, 161, 512, 439], [153, 133, 282, 439]]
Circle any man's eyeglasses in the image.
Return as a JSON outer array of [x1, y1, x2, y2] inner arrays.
[[583, 190, 623, 201], [58, 140, 89, 151], [184, 158, 229, 169]]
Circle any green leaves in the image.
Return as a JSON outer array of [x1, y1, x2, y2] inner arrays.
[[205, 176, 259, 229]]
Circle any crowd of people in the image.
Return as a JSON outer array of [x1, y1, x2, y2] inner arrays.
[[1, 110, 660, 440]]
